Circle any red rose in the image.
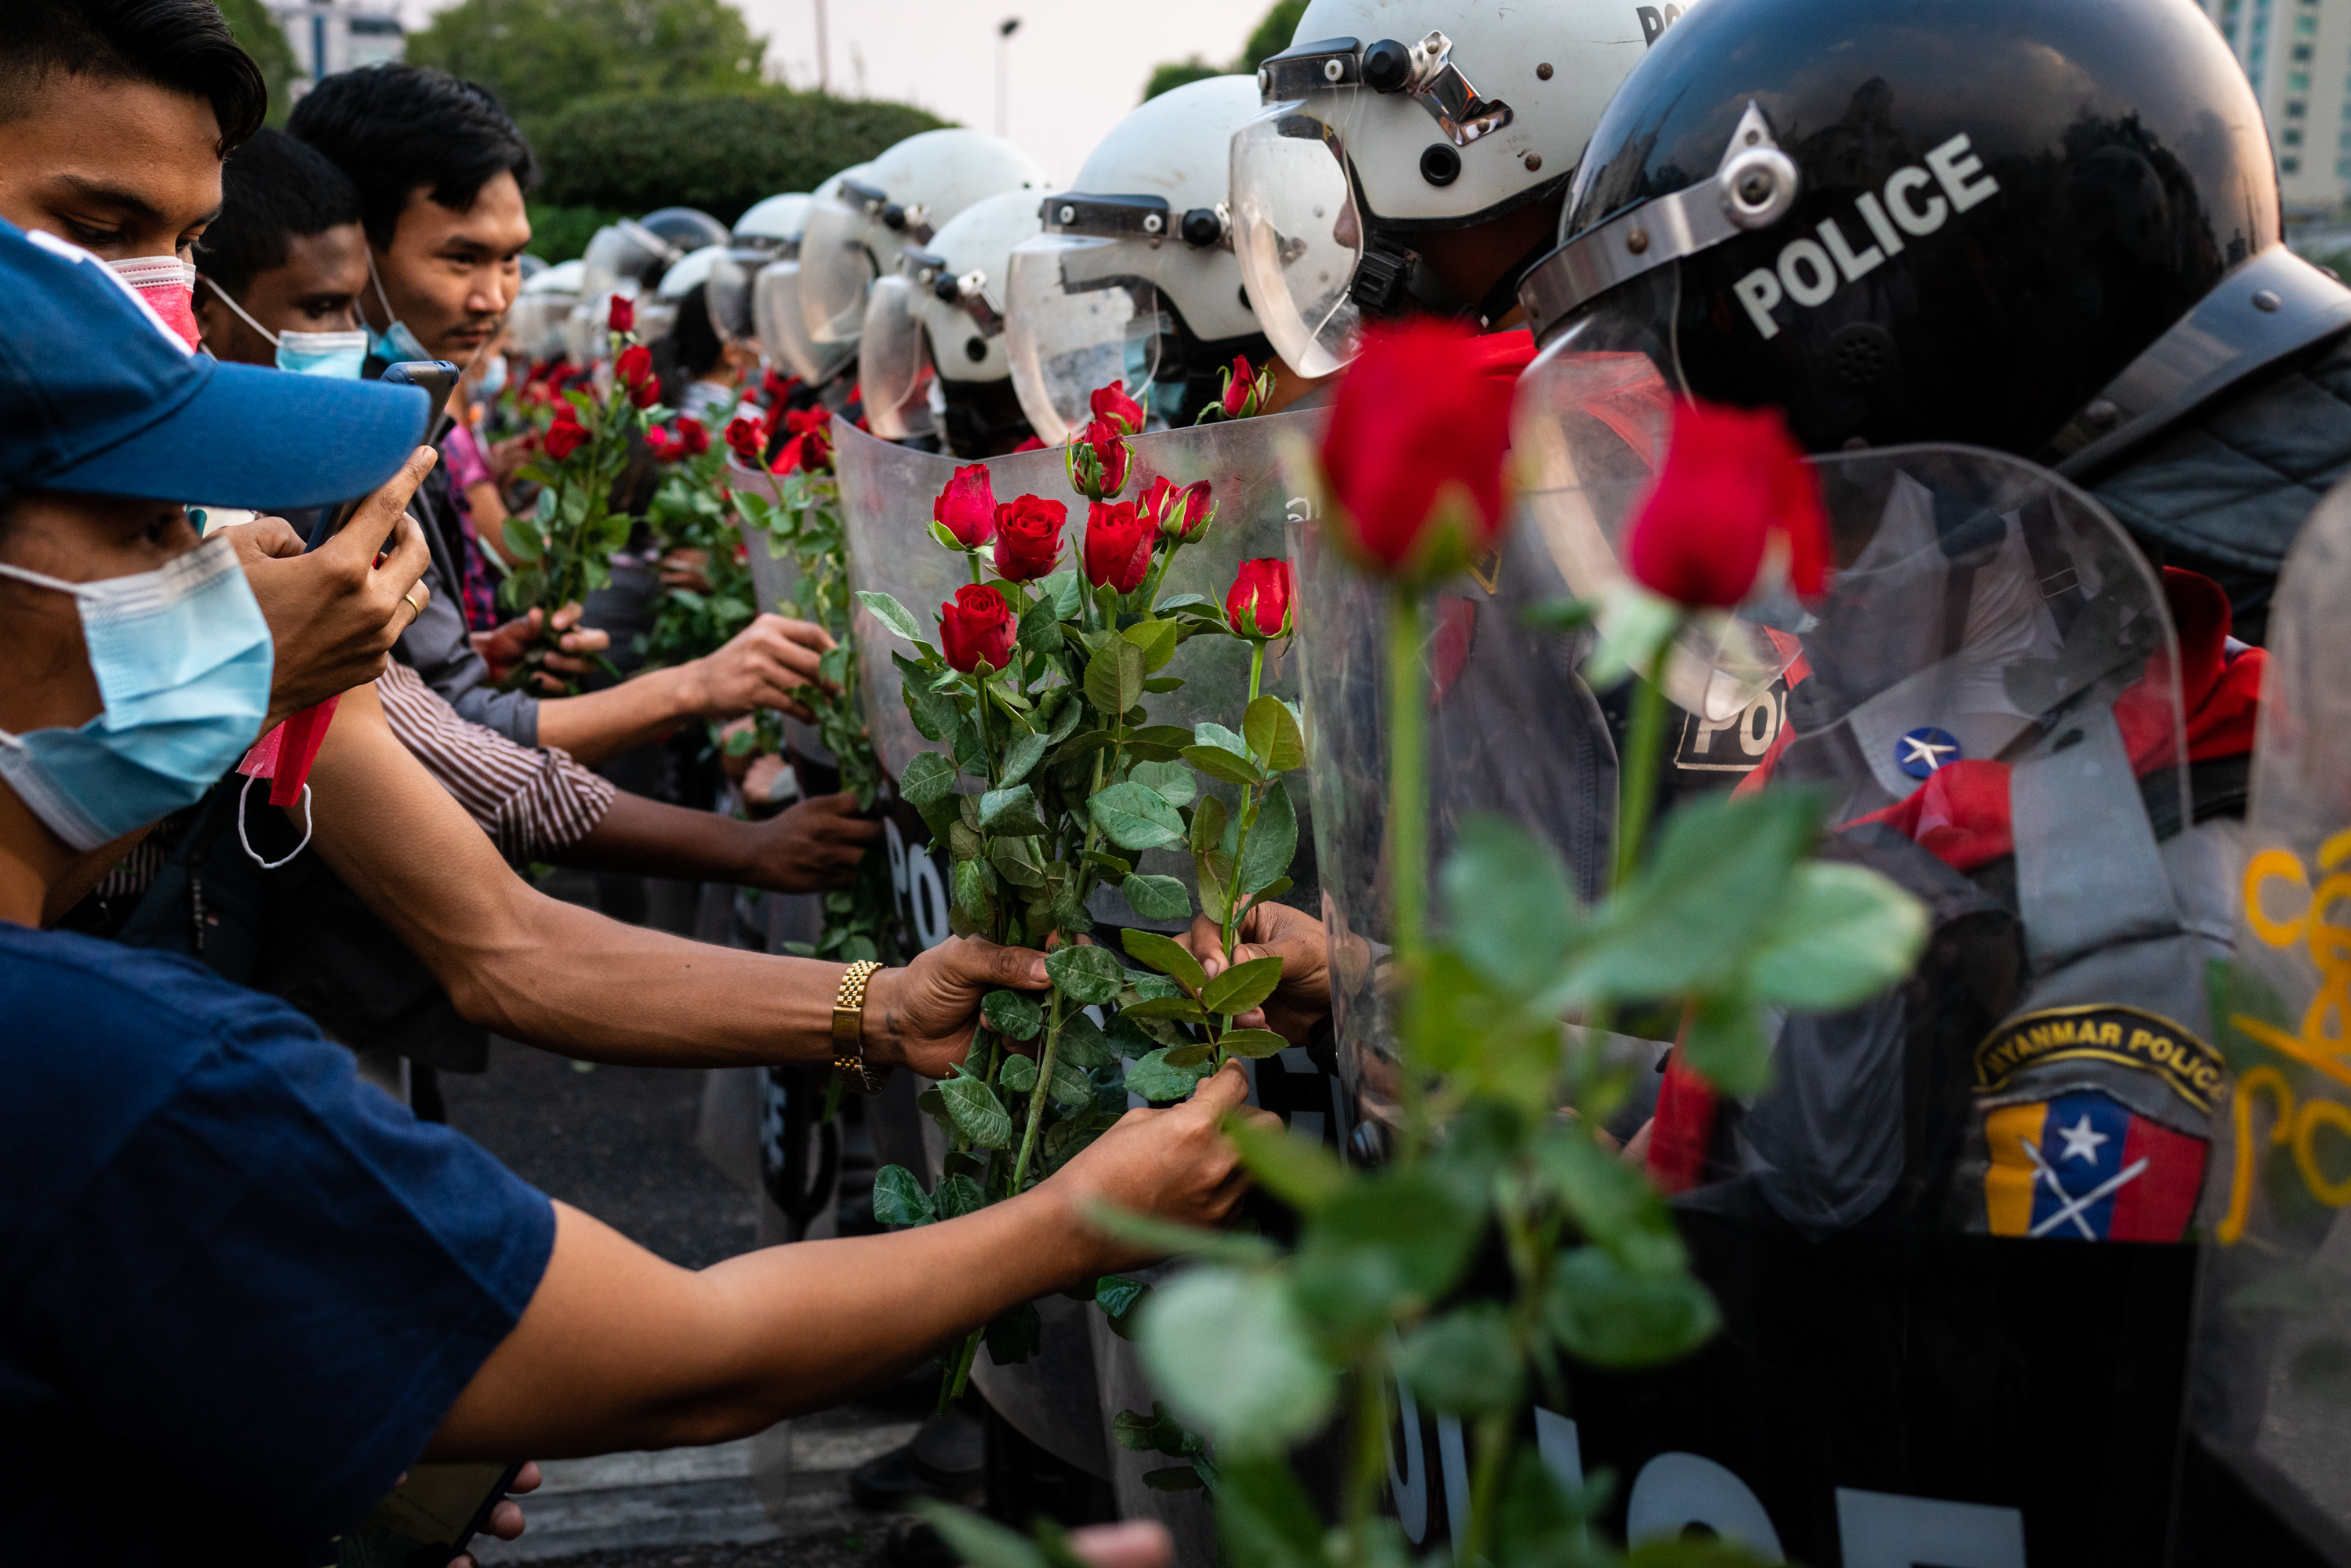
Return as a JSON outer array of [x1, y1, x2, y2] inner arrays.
[[1082, 499, 1155, 594], [1624, 401, 1826, 610], [1226, 557, 1295, 640], [762, 368, 799, 403], [938, 583, 1017, 673], [725, 413, 767, 464], [648, 425, 680, 462], [1320, 320, 1516, 580], [933, 463, 999, 549], [994, 494, 1066, 581], [544, 405, 587, 461], [674, 415, 710, 456], [1223, 355, 1258, 419], [1013, 434, 1048, 453], [1138, 475, 1213, 541], [616, 343, 659, 408], [608, 294, 634, 333], [1066, 417, 1132, 501], [773, 423, 834, 474], [1090, 380, 1146, 437]]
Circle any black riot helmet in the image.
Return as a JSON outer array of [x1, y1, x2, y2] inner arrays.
[[1512, 0, 2335, 463]]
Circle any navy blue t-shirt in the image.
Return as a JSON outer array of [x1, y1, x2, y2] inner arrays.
[[0, 924, 556, 1564]]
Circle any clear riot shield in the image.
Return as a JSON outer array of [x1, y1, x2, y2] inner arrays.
[[2183, 477, 2351, 1563], [833, 411, 1324, 941], [1303, 440, 2245, 1563], [723, 459, 834, 769]]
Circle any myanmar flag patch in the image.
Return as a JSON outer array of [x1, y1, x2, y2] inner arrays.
[[1983, 1090, 2206, 1241]]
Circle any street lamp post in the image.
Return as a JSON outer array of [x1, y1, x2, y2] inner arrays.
[[996, 17, 1021, 137]]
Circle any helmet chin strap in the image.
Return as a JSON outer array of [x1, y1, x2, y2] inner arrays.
[[2052, 245, 2351, 482], [1351, 230, 1557, 332]]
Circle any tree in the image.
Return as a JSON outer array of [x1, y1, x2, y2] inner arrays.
[[1141, 0, 1306, 101], [532, 90, 948, 229], [212, 0, 303, 126], [406, 0, 765, 125]]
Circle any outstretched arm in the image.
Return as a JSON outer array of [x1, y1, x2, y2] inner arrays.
[[301, 684, 1025, 1075], [429, 1065, 1272, 1459]]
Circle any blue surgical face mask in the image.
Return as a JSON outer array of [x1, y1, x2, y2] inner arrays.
[[367, 251, 433, 364], [474, 351, 509, 400], [0, 532, 274, 851], [198, 274, 369, 378]]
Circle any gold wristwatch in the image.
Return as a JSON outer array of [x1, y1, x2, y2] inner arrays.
[[831, 960, 891, 1093]]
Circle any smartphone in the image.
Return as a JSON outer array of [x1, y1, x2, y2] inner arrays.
[[337, 1459, 525, 1568], [304, 360, 462, 551]]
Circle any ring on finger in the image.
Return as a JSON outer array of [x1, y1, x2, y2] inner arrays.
[[402, 584, 428, 619]]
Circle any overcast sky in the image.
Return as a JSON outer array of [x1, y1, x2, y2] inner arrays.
[[390, 0, 1280, 187]]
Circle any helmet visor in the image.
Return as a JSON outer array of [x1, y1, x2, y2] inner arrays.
[[800, 193, 880, 348], [758, 260, 854, 386], [707, 249, 760, 342], [859, 274, 936, 440], [1513, 263, 1800, 720], [508, 292, 575, 361], [1005, 233, 1165, 444], [579, 219, 679, 302], [1231, 95, 1365, 380]]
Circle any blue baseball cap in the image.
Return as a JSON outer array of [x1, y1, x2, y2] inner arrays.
[[0, 218, 427, 511]]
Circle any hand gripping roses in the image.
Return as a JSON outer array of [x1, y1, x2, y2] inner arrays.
[[855, 380, 1311, 1409]]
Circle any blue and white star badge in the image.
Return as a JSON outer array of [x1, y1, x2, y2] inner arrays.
[[1896, 726, 1962, 780]]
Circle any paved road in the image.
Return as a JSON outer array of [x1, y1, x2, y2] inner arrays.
[[438, 867, 914, 1566]]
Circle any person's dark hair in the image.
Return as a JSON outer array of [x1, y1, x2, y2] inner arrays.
[[654, 282, 725, 405], [196, 129, 362, 297], [0, 0, 268, 154], [287, 63, 537, 249]]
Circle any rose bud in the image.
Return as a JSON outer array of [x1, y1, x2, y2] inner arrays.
[[616, 343, 660, 409], [1066, 417, 1133, 501], [1222, 355, 1259, 419], [544, 405, 588, 461], [725, 413, 767, 464], [994, 494, 1068, 581], [1226, 557, 1295, 641], [933, 463, 999, 549], [1317, 319, 1517, 583], [608, 293, 635, 334], [675, 415, 710, 456], [938, 583, 1017, 673], [1624, 400, 1826, 609], [1163, 479, 1214, 540], [1090, 380, 1147, 437], [1083, 499, 1155, 594], [648, 425, 678, 461]]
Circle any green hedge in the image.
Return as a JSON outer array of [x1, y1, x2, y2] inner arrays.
[[525, 202, 626, 265], [532, 91, 950, 228]]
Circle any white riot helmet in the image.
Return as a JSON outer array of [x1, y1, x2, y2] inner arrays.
[[1231, 0, 1645, 377], [1007, 75, 1268, 444], [798, 129, 1049, 357], [637, 243, 725, 343], [713, 193, 812, 345], [510, 257, 583, 362], [761, 167, 870, 385], [860, 188, 1044, 451]]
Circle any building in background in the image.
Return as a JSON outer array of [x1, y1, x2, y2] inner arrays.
[[268, 2, 405, 100], [2205, 0, 2350, 214]]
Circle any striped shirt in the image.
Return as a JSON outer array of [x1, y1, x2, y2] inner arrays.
[[375, 661, 615, 863]]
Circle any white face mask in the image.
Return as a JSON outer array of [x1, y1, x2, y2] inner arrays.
[[198, 275, 369, 378], [474, 351, 508, 400]]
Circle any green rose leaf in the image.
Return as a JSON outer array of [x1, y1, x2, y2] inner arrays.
[[1201, 954, 1284, 1017], [1441, 813, 1581, 994], [1225, 1118, 1346, 1212], [1138, 1267, 1334, 1457], [1088, 781, 1186, 851], [1121, 615, 1179, 673], [857, 590, 925, 644], [1056, 1012, 1115, 1069], [1292, 1169, 1482, 1334], [999, 1051, 1039, 1093], [990, 834, 1048, 889], [979, 784, 1049, 838], [985, 1299, 1042, 1366], [870, 1164, 936, 1227], [983, 989, 1044, 1041], [1121, 927, 1209, 993], [1192, 720, 1249, 757], [1016, 595, 1063, 656], [1190, 794, 1228, 857], [940, 1069, 1013, 1149], [935, 1171, 987, 1219], [1243, 695, 1306, 772], [1085, 638, 1145, 720], [1236, 780, 1298, 897], [1546, 1245, 1721, 1368], [1679, 986, 1774, 1098], [1046, 942, 1125, 1006], [1181, 744, 1265, 787], [1395, 1302, 1526, 1415], [1215, 1027, 1291, 1059], [1124, 1047, 1212, 1102], [1048, 1057, 1095, 1109], [1118, 995, 1210, 1023], [1128, 758, 1197, 808], [1121, 873, 1192, 924], [998, 730, 1050, 789], [1096, 1276, 1150, 1340], [1746, 861, 1928, 1010], [908, 1507, 1052, 1568]]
